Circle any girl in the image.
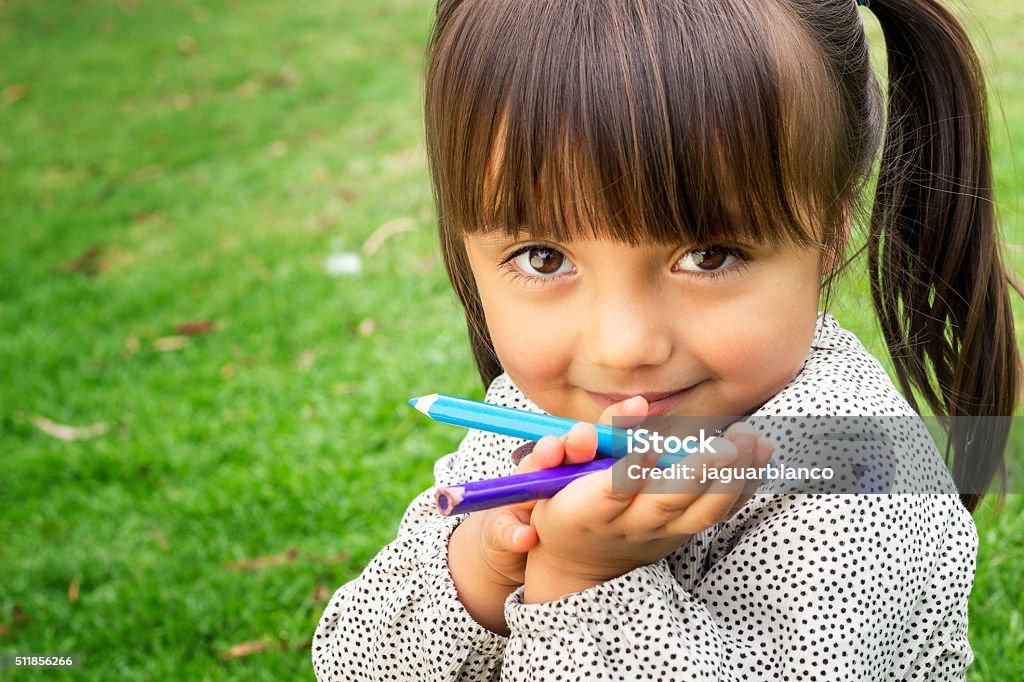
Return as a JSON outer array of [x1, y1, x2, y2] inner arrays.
[[314, 0, 1021, 679]]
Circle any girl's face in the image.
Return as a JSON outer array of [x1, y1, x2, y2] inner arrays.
[[464, 231, 824, 421]]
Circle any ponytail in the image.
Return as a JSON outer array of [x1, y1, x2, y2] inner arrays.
[[867, 0, 1020, 512]]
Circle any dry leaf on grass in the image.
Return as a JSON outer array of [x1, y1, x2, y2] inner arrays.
[[332, 382, 355, 396], [124, 164, 164, 184], [269, 140, 288, 157], [223, 548, 298, 570], [151, 528, 170, 550], [175, 320, 215, 335], [296, 350, 316, 371], [133, 210, 165, 224], [335, 187, 359, 204], [68, 578, 80, 605], [222, 640, 275, 660], [1, 84, 27, 107], [311, 552, 350, 565], [60, 243, 106, 276], [362, 217, 416, 256], [31, 415, 109, 441], [153, 336, 187, 352]]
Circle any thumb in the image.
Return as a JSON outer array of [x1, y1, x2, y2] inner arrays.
[[487, 508, 538, 553]]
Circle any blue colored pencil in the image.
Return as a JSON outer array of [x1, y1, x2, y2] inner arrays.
[[408, 394, 628, 457], [409, 394, 630, 515]]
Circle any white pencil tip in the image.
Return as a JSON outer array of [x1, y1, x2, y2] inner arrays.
[[410, 394, 439, 415]]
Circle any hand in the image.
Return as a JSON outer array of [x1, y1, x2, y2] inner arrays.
[[446, 422, 605, 633], [524, 401, 775, 602]]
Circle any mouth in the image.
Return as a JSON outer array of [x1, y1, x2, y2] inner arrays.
[[585, 385, 697, 418]]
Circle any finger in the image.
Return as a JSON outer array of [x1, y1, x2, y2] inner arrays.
[[598, 395, 648, 428], [643, 436, 738, 496], [740, 439, 775, 498], [721, 445, 775, 518], [602, 451, 647, 505], [590, 395, 649, 507], [506, 436, 566, 514], [484, 508, 539, 554], [755, 440, 775, 468], [562, 422, 598, 464], [623, 432, 743, 522], [594, 438, 728, 526], [514, 434, 563, 473], [722, 427, 776, 513], [662, 435, 757, 535], [561, 464, 639, 524], [721, 420, 761, 442]]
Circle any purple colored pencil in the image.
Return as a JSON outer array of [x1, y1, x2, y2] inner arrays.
[[435, 458, 617, 516]]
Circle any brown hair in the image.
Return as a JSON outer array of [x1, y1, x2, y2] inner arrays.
[[423, 0, 1021, 513]]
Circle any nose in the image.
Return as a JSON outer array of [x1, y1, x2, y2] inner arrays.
[[583, 286, 673, 371]]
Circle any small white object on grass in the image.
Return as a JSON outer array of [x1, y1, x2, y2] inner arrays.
[[325, 252, 362, 276]]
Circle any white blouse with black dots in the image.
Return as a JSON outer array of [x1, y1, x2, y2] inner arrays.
[[313, 313, 978, 681]]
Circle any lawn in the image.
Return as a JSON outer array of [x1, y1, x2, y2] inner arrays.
[[0, 0, 1021, 679]]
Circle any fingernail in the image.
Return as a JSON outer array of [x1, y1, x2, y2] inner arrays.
[[511, 528, 526, 546], [625, 396, 646, 411]]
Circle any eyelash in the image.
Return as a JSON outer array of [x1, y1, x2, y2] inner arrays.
[[498, 243, 752, 286]]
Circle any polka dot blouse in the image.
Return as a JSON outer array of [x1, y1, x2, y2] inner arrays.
[[313, 312, 978, 680]]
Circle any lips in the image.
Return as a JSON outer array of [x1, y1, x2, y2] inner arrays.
[[585, 385, 696, 417]]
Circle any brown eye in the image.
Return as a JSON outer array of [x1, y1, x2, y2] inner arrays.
[[528, 247, 564, 274], [692, 248, 729, 270], [675, 246, 742, 274], [509, 245, 574, 278]]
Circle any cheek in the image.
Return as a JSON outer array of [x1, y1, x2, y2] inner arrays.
[[482, 298, 572, 384], [695, 293, 818, 400]]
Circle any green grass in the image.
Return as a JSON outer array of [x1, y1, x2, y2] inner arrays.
[[0, 0, 1021, 679]]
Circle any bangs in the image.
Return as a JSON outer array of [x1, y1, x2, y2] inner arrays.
[[426, 0, 847, 249]]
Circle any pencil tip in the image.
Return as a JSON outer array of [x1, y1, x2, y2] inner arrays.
[[409, 393, 439, 415]]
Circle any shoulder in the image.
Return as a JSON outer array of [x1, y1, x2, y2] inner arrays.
[[756, 312, 917, 417]]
